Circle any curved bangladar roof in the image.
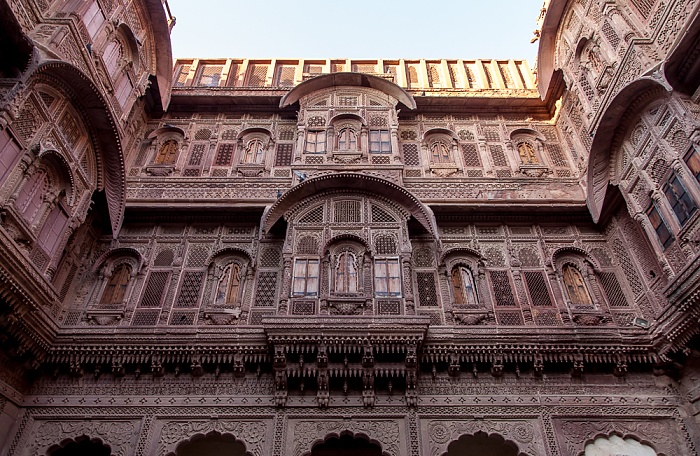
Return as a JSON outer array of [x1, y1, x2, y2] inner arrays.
[[280, 72, 417, 110], [262, 172, 438, 239]]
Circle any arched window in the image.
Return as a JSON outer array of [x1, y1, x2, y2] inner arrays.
[[155, 140, 179, 165], [101, 263, 132, 306], [243, 139, 265, 164], [335, 250, 358, 293], [517, 142, 539, 164], [451, 265, 478, 306], [562, 264, 593, 306], [430, 142, 452, 163], [16, 170, 49, 223], [216, 263, 242, 306], [37, 203, 69, 255], [337, 128, 357, 151], [103, 39, 122, 76]]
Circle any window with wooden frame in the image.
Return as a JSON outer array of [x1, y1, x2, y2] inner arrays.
[[292, 258, 320, 297], [243, 139, 265, 164], [369, 129, 391, 154], [305, 131, 326, 154], [517, 142, 539, 164], [215, 263, 242, 306], [16, 170, 48, 223], [337, 128, 357, 151], [374, 258, 401, 297], [562, 264, 593, 306], [663, 172, 697, 225], [154, 139, 179, 165], [685, 147, 700, 185], [335, 250, 358, 293], [451, 265, 478, 306], [101, 263, 132, 306], [430, 141, 452, 163], [37, 203, 69, 256], [647, 202, 673, 248]]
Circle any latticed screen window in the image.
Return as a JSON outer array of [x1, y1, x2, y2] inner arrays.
[[101, 264, 131, 306], [196, 65, 223, 87], [461, 143, 481, 167], [431, 142, 452, 163], [174, 64, 191, 87], [402, 144, 420, 166], [416, 272, 438, 306], [685, 148, 700, 184], [243, 139, 265, 164], [305, 131, 326, 154], [647, 203, 673, 248], [523, 271, 553, 307], [489, 270, 517, 307], [215, 264, 241, 306], [214, 143, 235, 166], [369, 130, 391, 154], [292, 259, 319, 297], [275, 144, 293, 166], [139, 271, 169, 307], [664, 173, 697, 225], [374, 258, 401, 297], [451, 266, 478, 306], [599, 272, 628, 308], [276, 66, 296, 86], [335, 251, 358, 293], [334, 200, 361, 223], [187, 144, 206, 166], [175, 271, 205, 308], [337, 128, 357, 151], [562, 265, 593, 306]]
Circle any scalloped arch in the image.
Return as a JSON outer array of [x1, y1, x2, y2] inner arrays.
[[92, 247, 145, 273], [280, 72, 416, 109], [263, 173, 438, 239]]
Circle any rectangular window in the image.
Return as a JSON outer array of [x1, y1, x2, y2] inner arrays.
[[374, 258, 401, 297], [369, 130, 391, 154], [82, 1, 105, 38], [114, 73, 133, 108], [292, 259, 319, 297], [275, 144, 293, 166], [214, 143, 235, 166], [305, 131, 326, 154], [0, 129, 21, 186], [663, 172, 697, 225], [647, 203, 673, 248], [685, 147, 700, 185]]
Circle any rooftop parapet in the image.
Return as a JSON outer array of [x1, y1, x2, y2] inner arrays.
[[171, 58, 537, 94]]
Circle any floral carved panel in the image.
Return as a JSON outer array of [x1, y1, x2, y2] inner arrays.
[[157, 419, 269, 456], [291, 419, 402, 456], [23, 420, 139, 456], [555, 419, 683, 456], [424, 419, 545, 456]]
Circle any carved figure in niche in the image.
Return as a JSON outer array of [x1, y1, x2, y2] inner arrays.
[[215, 263, 241, 306], [101, 263, 131, 306], [451, 265, 478, 306], [243, 139, 265, 164], [517, 142, 539, 165], [431, 142, 452, 163], [154, 139, 178, 165], [562, 264, 593, 306], [337, 127, 357, 151]]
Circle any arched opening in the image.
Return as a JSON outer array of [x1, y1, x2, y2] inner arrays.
[[310, 434, 383, 456], [48, 436, 111, 456], [174, 432, 248, 456], [445, 432, 519, 456], [584, 434, 657, 456]]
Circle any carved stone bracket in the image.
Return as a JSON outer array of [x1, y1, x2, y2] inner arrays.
[[426, 419, 545, 456], [292, 420, 401, 456], [157, 420, 268, 456]]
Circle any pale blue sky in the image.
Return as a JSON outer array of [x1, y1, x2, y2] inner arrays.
[[168, 0, 543, 64]]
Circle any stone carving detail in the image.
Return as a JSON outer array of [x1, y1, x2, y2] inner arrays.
[[293, 420, 400, 456], [158, 420, 268, 456], [559, 420, 679, 456], [24, 420, 137, 456], [426, 419, 544, 456]]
